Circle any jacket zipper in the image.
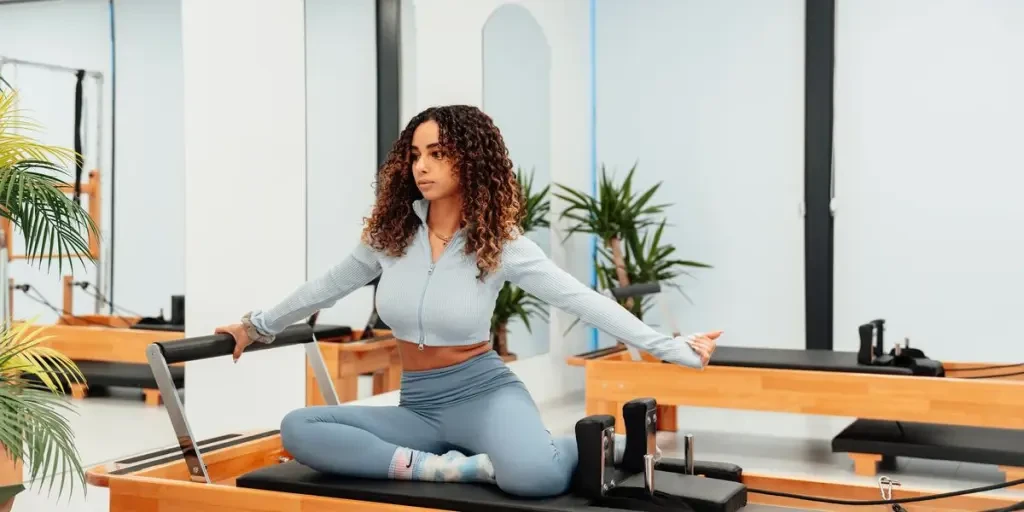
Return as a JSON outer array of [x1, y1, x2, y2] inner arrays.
[[416, 229, 458, 350]]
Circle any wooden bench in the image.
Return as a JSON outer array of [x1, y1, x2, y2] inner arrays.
[[304, 330, 401, 405], [833, 419, 1024, 488]]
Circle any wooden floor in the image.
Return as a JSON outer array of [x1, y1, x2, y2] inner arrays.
[[12, 382, 1024, 511]]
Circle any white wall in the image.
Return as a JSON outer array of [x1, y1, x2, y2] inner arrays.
[[0, 0, 185, 324], [593, 0, 807, 350], [181, 0, 307, 438], [833, 0, 1024, 363], [304, 0, 378, 328], [107, 0, 185, 321], [408, 0, 592, 402]]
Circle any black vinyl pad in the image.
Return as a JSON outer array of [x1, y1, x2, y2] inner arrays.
[[76, 361, 185, 389], [237, 461, 789, 512], [708, 347, 914, 376], [832, 419, 1024, 466], [577, 346, 914, 376], [237, 461, 621, 512], [130, 323, 185, 332]]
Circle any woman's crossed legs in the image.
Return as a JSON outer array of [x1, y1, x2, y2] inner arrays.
[[280, 381, 578, 497]]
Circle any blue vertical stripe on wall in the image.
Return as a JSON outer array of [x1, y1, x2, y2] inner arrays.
[[588, 0, 598, 350]]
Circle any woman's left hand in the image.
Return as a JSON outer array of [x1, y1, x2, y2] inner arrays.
[[687, 330, 722, 367]]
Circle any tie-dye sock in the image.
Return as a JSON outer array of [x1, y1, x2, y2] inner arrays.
[[388, 448, 496, 484]]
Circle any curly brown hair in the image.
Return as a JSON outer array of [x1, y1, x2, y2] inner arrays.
[[362, 105, 524, 279]]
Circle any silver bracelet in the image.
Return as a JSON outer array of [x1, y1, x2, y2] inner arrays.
[[241, 312, 276, 344]]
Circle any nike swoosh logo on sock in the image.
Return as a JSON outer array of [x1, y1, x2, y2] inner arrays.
[[406, 453, 413, 468]]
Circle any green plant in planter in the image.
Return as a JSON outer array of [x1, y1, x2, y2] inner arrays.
[[491, 168, 550, 358], [556, 163, 710, 334], [555, 164, 667, 304], [595, 219, 710, 321], [0, 79, 98, 507]]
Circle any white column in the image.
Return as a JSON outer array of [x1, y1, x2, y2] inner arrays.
[[180, 0, 307, 438]]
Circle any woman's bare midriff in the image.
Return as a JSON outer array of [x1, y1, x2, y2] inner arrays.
[[397, 339, 493, 371]]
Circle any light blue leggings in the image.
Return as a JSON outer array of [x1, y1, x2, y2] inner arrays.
[[280, 350, 578, 497]]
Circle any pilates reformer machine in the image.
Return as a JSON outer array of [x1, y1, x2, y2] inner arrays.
[[85, 326, 1024, 511], [569, 283, 1024, 487]]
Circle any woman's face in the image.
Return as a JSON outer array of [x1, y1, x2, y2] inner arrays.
[[410, 120, 459, 201]]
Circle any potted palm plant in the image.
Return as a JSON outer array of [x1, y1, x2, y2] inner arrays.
[[491, 168, 551, 361], [0, 79, 97, 509], [555, 163, 710, 333]]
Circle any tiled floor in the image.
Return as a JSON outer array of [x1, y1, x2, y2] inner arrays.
[[12, 384, 1023, 511]]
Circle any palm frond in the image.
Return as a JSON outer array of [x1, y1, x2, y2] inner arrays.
[[554, 163, 712, 331], [516, 168, 551, 233], [0, 88, 99, 273], [0, 320, 86, 500]]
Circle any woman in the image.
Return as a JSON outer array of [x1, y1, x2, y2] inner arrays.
[[216, 105, 721, 498]]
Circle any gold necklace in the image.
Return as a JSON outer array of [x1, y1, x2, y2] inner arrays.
[[430, 228, 453, 246]]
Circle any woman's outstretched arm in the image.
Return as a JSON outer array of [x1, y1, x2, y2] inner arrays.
[[502, 235, 711, 368], [245, 242, 382, 340]]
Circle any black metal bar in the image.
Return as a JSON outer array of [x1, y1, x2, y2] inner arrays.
[[371, 0, 401, 332], [804, 0, 836, 351], [73, 70, 85, 205], [375, 0, 401, 167], [155, 324, 318, 365]]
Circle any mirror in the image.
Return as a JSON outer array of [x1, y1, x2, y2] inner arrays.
[[0, 0, 187, 504], [482, 4, 552, 360]]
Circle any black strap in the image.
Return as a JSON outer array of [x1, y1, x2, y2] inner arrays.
[[73, 69, 85, 205]]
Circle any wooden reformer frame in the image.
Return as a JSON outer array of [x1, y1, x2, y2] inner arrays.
[[303, 330, 402, 406], [567, 345, 1024, 487], [85, 333, 1023, 512]]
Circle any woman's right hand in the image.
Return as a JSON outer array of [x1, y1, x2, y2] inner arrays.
[[215, 323, 253, 362]]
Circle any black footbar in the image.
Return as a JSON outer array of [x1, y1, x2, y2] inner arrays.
[[147, 321, 343, 482]]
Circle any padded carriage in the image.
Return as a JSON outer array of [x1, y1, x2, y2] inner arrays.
[[832, 419, 1024, 467], [237, 459, 757, 512], [707, 347, 914, 375]]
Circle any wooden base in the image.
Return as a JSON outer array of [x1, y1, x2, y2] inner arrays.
[[69, 382, 166, 407], [847, 453, 886, 476], [15, 321, 184, 365], [570, 352, 1024, 430], [143, 389, 162, 406], [1000, 466, 1024, 490], [305, 330, 398, 406], [850, 453, 1024, 490], [86, 431, 1022, 512]]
